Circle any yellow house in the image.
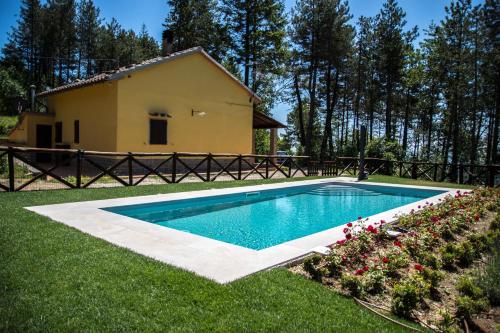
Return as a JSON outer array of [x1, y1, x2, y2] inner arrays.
[[8, 47, 284, 154]]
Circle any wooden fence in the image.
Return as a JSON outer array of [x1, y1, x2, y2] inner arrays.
[[0, 146, 309, 192], [1, 146, 498, 192], [308, 157, 500, 187]]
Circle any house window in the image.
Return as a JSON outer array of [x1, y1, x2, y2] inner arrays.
[[74, 120, 80, 144], [55, 122, 62, 143], [149, 119, 167, 144]]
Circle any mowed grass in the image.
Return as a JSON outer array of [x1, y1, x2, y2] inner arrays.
[[365, 174, 476, 189], [0, 177, 439, 332]]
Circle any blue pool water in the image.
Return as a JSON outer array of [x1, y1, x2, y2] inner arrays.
[[104, 183, 445, 250]]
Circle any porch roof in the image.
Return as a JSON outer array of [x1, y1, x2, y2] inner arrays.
[[253, 111, 286, 129]]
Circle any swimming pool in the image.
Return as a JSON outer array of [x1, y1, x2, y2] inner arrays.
[[104, 183, 445, 250]]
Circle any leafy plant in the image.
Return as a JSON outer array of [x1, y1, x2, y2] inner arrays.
[[476, 248, 500, 306], [363, 269, 385, 294], [456, 276, 483, 299], [455, 296, 489, 319], [456, 241, 477, 267], [340, 274, 363, 297], [437, 309, 459, 333], [421, 268, 444, 290], [325, 252, 343, 278], [303, 255, 325, 282], [391, 276, 428, 318]]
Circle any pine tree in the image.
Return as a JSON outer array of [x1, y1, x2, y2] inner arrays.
[[164, 0, 227, 60], [76, 0, 101, 78]]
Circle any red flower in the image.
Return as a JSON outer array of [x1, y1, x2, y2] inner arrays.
[[414, 264, 424, 272], [394, 240, 402, 248], [354, 269, 364, 275], [380, 220, 386, 225], [343, 227, 349, 234], [346, 233, 352, 240], [336, 239, 346, 245], [474, 214, 480, 222], [363, 265, 369, 271], [347, 222, 353, 227], [382, 257, 389, 263], [367, 225, 374, 231]]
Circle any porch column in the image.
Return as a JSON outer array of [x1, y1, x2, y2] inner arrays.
[[270, 128, 277, 162]]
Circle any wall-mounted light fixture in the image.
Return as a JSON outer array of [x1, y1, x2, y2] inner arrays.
[[191, 109, 207, 117]]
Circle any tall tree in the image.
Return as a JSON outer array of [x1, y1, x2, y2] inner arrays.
[[222, 0, 287, 112], [374, 0, 414, 141], [164, 0, 227, 60]]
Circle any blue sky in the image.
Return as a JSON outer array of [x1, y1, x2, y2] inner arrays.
[[0, 0, 483, 124]]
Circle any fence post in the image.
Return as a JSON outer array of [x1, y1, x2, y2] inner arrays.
[[76, 149, 82, 188], [265, 157, 269, 179], [172, 152, 177, 183], [7, 147, 15, 192], [206, 153, 212, 182], [433, 163, 438, 182], [488, 165, 495, 187], [127, 152, 133, 186], [458, 164, 464, 184], [288, 157, 292, 178], [237, 155, 242, 180], [411, 160, 418, 179]]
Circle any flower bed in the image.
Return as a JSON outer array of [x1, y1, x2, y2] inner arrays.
[[290, 187, 500, 332]]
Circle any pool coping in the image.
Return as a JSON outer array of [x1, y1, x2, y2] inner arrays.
[[26, 178, 460, 284]]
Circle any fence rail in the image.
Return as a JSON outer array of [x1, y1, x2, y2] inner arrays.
[[1, 146, 498, 192], [308, 157, 500, 187], [0, 146, 309, 192]]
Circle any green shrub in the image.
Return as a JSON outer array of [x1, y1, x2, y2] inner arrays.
[[467, 233, 488, 253], [421, 268, 444, 289], [419, 252, 440, 270], [455, 296, 489, 319], [456, 276, 483, 299], [325, 253, 343, 278], [363, 269, 385, 294], [439, 223, 455, 240], [340, 275, 363, 297], [456, 241, 477, 267], [391, 276, 428, 318], [441, 251, 456, 271], [437, 309, 459, 333], [303, 255, 324, 282], [384, 247, 410, 277], [476, 249, 500, 306]]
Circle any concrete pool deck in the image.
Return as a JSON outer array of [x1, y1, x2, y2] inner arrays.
[[26, 178, 459, 283]]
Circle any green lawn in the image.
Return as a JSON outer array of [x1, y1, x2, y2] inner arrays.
[[0, 177, 448, 332], [365, 174, 476, 189]]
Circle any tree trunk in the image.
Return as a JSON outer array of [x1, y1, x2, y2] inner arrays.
[[293, 74, 306, 147]]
